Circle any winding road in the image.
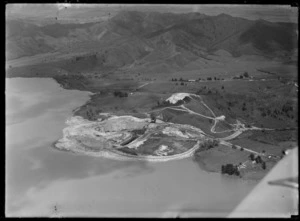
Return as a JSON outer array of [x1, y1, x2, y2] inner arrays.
[[147, 93, 278, 156]]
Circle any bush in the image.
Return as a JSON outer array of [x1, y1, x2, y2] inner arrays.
[[243, 72, 249, 78], [200, 139, 218, 150], [255, 156, 262, 164], [183, 96, 192, 103], [249, 153, 255, 161], [150, 113, 156, 123], [213, 139, 219, 146], [262, 162, 266, 170]]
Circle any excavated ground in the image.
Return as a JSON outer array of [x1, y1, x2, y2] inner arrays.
[[54, 113, 209, 161]]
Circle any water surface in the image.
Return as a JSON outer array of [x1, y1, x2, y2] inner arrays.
[[5, 78, 258, 217]]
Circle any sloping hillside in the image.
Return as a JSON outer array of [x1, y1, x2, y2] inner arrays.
[[6, 10, 298, 70], [239, 20, 297, 55]]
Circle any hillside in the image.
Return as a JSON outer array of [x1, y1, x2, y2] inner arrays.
[[6, 10, 298, 70]]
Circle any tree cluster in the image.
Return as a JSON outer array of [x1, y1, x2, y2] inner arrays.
[[221, 164, 240, 176], [242, 102, 247, 111], [249, 153, 266, 169], [260, 101, 294, 120], [172, 78, 189, 85], [200, 139, 219, 150], [243, 72, 249, 78], [113, 91, 128, 98], [75, 56, 82, 61], [156, 100, 170, 108], [177, 77, 187, 82], [86, 108, 98, 121], [196, 86, 219, 96], [206, 76, 222, 81]]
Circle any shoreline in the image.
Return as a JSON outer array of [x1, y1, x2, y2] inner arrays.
[[7, 76, 297, 182]]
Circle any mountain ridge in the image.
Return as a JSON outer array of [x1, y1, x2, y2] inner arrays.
[[6, 10, 298, 72]]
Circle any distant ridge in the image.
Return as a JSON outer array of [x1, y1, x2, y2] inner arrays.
[[6, 10, 298, 70]]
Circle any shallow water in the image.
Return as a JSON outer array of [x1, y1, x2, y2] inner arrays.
[[5, 78, 258, 217]]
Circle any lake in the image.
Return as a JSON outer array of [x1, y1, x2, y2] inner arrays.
[[5, 78, 258, 217]]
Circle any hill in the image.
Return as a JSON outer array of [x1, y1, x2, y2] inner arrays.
[[6, 10, 297, 71]]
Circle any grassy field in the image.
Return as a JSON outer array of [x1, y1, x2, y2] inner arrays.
[[245, 130, 298, 146], [214, 120, 235, 132], [194, 144, 249, 173], [230, 138, 292, 156], [193, 141, 293, 181]]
